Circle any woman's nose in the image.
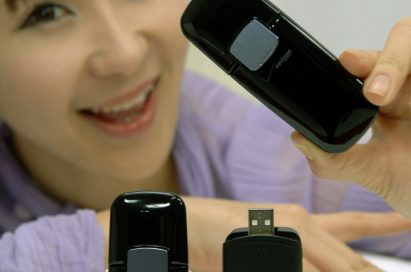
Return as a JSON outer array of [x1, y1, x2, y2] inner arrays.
[[88, 19, 149, 79]]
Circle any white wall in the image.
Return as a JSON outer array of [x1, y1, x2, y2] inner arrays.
[[185, 0, 411, 97]]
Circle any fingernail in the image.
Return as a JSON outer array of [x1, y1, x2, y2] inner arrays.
[[367, 74, 391, 99], [294, 144, 315, 161], [347, 48, 365, 58]]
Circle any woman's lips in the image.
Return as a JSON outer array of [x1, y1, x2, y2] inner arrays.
[[80, 81, 157, 137]]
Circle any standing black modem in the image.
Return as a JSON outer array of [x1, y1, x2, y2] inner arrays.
[[108, 191, 189, 272]]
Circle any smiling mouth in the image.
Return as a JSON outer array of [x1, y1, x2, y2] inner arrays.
[[81, 84, 154, 123], [79, 81, 157, 136]]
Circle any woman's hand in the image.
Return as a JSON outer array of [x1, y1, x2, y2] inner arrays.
[[183, 197, 411, 272], [96, 209, 110, 268], [291, 17, 411, 219]]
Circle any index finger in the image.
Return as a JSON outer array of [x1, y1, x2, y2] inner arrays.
[[364, 17, 411, 106], [313, 212, 411, 242]]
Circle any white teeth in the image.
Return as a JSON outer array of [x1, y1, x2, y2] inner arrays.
[[92, 84, 154, 114]]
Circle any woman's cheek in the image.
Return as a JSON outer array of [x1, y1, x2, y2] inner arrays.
[[0, 51, 76, 125]]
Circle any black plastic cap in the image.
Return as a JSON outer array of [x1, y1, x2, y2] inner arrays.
[[108, 191, 188, 271]]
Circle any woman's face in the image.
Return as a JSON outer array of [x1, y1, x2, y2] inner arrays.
[[0, 0, 188, 181]]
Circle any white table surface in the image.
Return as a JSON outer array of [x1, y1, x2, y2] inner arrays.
[[362, 251, 411, 272]]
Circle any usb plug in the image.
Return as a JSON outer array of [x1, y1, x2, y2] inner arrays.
[[248, 208, 274, 236], [223, 208, 302, 272]]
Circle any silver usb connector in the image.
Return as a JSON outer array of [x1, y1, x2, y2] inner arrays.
[[248, 209, 274, 236]]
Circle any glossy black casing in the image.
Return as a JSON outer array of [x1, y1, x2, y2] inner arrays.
[[224, 227, 302, 272], [181, 0, 378, 153], [108, 191, 188, 272]]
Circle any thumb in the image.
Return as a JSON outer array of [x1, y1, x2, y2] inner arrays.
[[363, 18, 411, 106], [290, 131, 381, 191]]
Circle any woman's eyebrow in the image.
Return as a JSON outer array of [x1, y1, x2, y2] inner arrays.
[[6, 0, 17, 10], [5, 0, 26, 11]]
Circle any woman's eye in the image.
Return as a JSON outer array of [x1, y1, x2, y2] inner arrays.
[[20, 3, 72, 29]]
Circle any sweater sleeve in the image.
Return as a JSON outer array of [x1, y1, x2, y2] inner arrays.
[[0, 209, 105, 272]]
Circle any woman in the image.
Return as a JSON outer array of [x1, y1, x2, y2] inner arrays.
[[0, 1, 410, 271]]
